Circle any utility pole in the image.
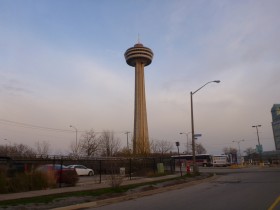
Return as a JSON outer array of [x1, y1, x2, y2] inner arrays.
[[124, 131, 130, 150], [70, 125, 78, 155], [179, 132, 191, 154], [252, 125, 262, 164], [232, 139, 244, 164]]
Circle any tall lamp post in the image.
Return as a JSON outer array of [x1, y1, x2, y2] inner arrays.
[[191, 80, 220, 174], [70, 125, 78, 152], [252, 125, 262, 163], [124, 131, 131, 150], [232, 139, 244, 164], [179, 132, 191, 154]]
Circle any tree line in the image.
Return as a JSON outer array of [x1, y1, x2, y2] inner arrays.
[[1, 129, 213, 158]]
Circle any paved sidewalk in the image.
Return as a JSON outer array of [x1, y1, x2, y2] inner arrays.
[[0, 174, 181, 202]]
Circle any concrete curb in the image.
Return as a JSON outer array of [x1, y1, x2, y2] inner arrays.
[[51, 175, 218, 210]]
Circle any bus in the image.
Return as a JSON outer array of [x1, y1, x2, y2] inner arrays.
[[171, 154, 212, 167]]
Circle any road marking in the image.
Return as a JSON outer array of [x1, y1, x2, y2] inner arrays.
[[268, 195, 280, 210]]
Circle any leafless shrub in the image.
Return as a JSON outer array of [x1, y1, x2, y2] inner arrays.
[[107, 161, 124, 188]]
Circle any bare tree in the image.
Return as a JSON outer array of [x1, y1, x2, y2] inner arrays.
[[0, 143, 36, 157], [0, 145, 9, 156], [150, 139, 157, 153], [99, 130, 120, 157], [223, 147, 237, 155], [79, 129, 101, 157], [244, 147, 256, 156], [69, 141, 81, 158], [116, 147, 132, 157], [34, 140, 50, 156], [195, 143, 207, 154], [150, 139, 173, 155]]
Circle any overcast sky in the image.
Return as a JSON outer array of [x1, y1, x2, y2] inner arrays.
[[0, 0, 279, 155]]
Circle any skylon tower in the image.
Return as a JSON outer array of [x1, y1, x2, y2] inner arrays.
[[124, 43, 153, 155]]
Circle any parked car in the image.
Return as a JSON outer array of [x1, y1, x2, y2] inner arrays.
[[263, 161, 271, 166], [36, 164, 70, 174], [36, 164, 78, 184], [67, 165, 94, 176]]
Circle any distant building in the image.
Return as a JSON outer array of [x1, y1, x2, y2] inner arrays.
[[271, 104, 280, 150]]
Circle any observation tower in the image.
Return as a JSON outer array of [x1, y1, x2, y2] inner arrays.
[[124, 43, 153, 155]]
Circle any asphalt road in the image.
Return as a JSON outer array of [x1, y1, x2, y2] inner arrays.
[[91, 167, 280, 210]]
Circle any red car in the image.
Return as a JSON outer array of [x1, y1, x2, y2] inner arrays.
[[36, 164, 78, 185]]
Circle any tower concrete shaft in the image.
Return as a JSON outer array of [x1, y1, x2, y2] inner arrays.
[[124, 43, 153, 155]]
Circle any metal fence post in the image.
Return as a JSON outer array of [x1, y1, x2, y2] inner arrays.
[[129, 158, 132, 180], [99, 160, 102, 184], [153, 158, 156, 174], [170, 158, 174, 173], [59, 158, 63, 188]]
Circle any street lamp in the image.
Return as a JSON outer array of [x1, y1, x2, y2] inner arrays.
[[191, 80, 220, 174], [179, 132, 191, 154], [232, 139, 244, 164], [252, 125, 262, 163], [69, 125, 78, 150]]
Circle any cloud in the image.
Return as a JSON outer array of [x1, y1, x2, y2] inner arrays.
[[0, 75, 32, 95]]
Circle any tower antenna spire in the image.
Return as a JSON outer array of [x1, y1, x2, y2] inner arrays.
[[137, 33, 140, 44]]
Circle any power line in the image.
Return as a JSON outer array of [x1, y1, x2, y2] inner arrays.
[[0, 118, 73, 133], [0, 118, 129, 134]]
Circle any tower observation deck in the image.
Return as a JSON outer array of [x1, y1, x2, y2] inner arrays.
[[124, 43, 153, 155]]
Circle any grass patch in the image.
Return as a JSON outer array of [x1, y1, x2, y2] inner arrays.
[[146, 171, 173, 178], [0, 188, 116, 207], [0, 172, 212, 208]]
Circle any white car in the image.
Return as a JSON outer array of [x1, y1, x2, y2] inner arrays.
[[67, 165, 94, 176]]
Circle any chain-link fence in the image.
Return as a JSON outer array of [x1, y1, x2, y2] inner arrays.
[[0, 155, 175, 188]]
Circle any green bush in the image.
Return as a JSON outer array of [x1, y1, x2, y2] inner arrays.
[[59, 170, 79, 186], [7, 173, 29, 193], [0, 168, 78, 193], [44, 170, 57, 188], [147, 171, 171, 178], [0, 171, 8, 193], [0, 171, 59, 194], [108, 173, 124, 188], [29, 171, 56, 190]]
